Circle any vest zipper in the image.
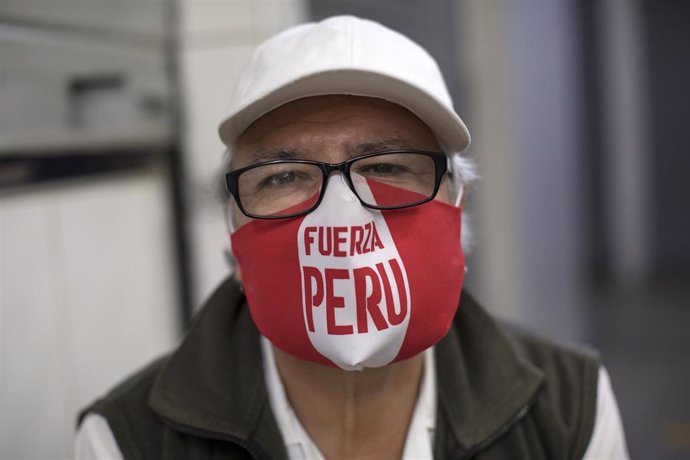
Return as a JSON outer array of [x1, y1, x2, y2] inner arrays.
[[457, 392, 538, 460], [160, 416, 268, 460]]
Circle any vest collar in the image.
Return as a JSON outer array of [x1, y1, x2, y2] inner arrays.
[[148, 279, 543, 456], [435, 292, 544, 452], [148, 278, 286, 459]]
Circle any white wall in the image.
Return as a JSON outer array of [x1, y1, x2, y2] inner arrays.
[[0, 171, 179, 459], [0, 2, 179, 457]]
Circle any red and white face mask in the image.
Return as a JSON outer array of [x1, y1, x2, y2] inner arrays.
[[231, 174, 464, 370]]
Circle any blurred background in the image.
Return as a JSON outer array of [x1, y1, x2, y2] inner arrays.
[[1, 0, 688, 458]]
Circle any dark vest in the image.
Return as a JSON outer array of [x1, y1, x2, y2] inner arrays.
[[79, 278, 600, 459]]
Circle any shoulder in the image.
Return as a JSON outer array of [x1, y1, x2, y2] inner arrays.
[[500, 321, 602, 456], [460, 290, 601, 391], [80, 354, 168, 420], [78, 277, 244, 430], [76, 278, 254, 459], [88, 355, 168, 408], [458, 290, 602, 388], [451, 291, 603, 457], [502, 320, 601, 387], [78, 355, 171, 458]]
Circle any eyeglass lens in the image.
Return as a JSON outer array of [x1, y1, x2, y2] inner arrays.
[[237, 152, 438, 217]]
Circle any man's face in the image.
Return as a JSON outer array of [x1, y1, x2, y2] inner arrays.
[[231, 95, 451, 229]]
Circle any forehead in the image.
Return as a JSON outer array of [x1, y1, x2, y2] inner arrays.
[[232, 95, 439, 166]]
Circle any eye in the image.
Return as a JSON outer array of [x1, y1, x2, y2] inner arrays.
[[254, 167, 320, 191], [257, 170, 301, 189], [268, 171, 296, 186]]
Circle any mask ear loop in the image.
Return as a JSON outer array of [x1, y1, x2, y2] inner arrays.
[[455, 182, 469, 274], [454, 182, 465, 209], [226, 199, 237, 233], [446, 155, 469, 273], [446, 155, 466, 209]]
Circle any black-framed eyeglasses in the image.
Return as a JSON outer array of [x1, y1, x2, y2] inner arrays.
[[225, 149, 448, 219]]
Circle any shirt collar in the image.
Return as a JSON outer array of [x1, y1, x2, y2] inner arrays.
[[434, 292, 544, 450], [261, 337, 437, 460]]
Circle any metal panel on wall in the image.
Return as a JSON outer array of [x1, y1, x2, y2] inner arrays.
[[0, 0, 166, 38], [0, 27, 172, 155]]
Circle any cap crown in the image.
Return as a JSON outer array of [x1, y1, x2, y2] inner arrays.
[[218, 15, 470, 154]]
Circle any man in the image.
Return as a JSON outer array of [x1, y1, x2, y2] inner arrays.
[[76, 16, 629, 459]]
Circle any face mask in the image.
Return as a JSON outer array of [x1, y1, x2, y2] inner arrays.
[[230, 174, 464, 370]]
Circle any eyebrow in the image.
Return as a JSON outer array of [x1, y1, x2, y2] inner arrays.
[[351, 138, 416, 156], [248, 148, 304, 164], [245, 137, 418, 165]]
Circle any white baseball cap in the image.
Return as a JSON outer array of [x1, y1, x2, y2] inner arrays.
[[217, 15, 471, 154]]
